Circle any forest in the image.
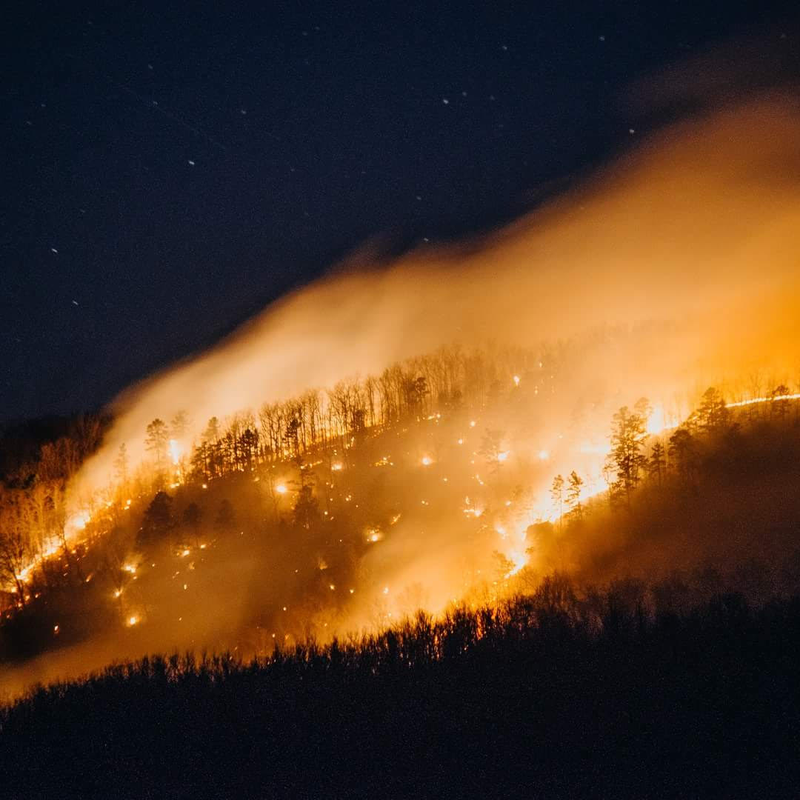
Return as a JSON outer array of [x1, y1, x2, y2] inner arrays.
[[2, 334, 800, 797]]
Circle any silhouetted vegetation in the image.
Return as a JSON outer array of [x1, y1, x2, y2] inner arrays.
[[2, 578, 800, 798]]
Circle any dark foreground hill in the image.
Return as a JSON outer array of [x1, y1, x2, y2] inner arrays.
[[2, 578, 799, 799]]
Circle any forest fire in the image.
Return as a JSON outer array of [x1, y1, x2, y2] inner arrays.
[[1, 97, 800, 698], [7, 7, 800, 795]]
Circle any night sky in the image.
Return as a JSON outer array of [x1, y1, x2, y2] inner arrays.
[[2, 2, 794, 422]]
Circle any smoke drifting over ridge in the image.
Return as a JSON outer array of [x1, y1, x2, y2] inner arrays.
[[7, 58, 800, 695], [77, 93, 800, 499]]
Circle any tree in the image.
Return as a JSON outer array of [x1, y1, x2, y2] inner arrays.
[[145, 419, 169, 475], [770, 384, 791, 420], [605, 399, 650, 507], [114, 443, 129, 486], [0, 491, 33, 604], [668, 427, 698, 487], [203, 417, 220, 444], [566, 471, 584, 521], [647, 442, 666, 487], [404, 375, 429, 418], [693, 387, 730, 433], [238, 428, 260, 471], [550, 475, 565, 522], [169, 411, 190, 440], [138, 491, 173, 545]]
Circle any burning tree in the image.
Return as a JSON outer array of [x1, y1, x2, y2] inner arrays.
[[0, 491, 33, 603]]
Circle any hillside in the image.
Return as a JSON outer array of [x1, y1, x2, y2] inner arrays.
[[1, 340, 800, 698], [1, 343, 800, 796], [2, 582, 800, 798]]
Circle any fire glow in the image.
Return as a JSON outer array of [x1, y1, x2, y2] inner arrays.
[[3, 95, 800, 694]]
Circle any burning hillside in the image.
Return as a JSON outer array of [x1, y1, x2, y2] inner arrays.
[[3, 95, 800, 694]]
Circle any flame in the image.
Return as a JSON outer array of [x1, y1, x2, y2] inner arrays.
[[168, 439, 182, 466]]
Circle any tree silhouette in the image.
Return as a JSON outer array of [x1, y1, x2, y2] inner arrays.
[[138, 491, 173, 545], [566, 471, 584, 521], [169, 411, 190, 440], [668, 427, 698, 486], [145, 419, 169, 476], [693, 387, 730, 433], [550, 474, 565, 523], [648, 441, 666, 487], [605, 399, 650, 507], [113, 443, 129, 486], [770, 384, 791, 420]]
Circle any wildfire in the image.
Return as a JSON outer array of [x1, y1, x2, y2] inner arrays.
[[168, 439, 182, 466]]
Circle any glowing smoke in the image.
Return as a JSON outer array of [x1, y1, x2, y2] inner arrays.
[[73, 94, 800, 505]]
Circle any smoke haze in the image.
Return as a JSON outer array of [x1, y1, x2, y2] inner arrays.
[[6, 43, 800, 696]]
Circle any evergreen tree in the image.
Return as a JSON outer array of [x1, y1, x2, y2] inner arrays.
[[648, 442, 666, 487], [550, 474, 565, 522], [668, 427, 698, 486], [145, 419, 169, 474], [139, 491, 173, 544], [113, 443, 129, 485], [566, 471, 584, 521], [693, 387, 730, 433], [605, 399, 650, 507]]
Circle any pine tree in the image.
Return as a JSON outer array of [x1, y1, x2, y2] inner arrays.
[[605, 399, 650, 507], [693, 387, 730, 433], [550, 474, 565, 522], [648, 442, 666, 487], [145, 419, 169, 475], [566, 471, 584, 521]]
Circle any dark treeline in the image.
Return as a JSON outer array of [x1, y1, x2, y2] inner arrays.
[[2, 576, 799, 798]]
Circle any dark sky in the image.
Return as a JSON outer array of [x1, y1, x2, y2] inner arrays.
[[1, 2, 794, 422]]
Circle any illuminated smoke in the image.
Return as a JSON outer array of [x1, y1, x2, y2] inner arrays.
[[11, 76, 797, 693]]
